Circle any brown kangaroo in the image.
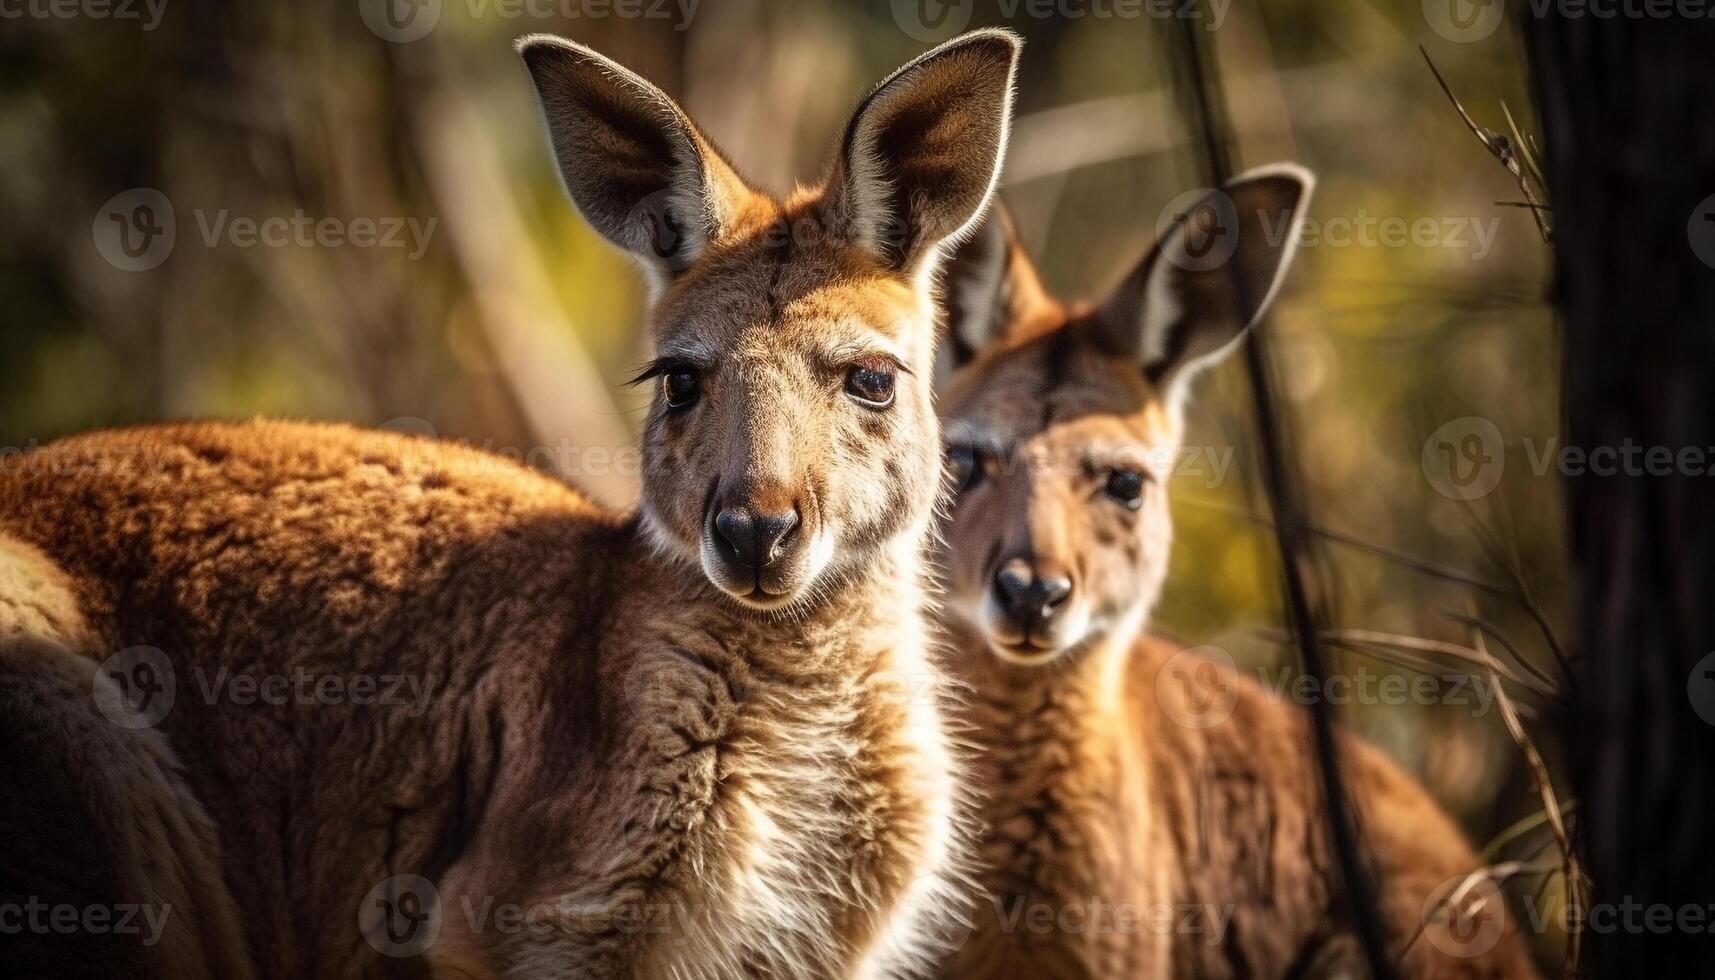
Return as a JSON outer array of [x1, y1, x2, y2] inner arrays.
[[0, 30, 1022, 979], [929, 173, 1541, 978]]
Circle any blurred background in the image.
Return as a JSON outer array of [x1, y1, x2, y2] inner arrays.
[[0, 0, 1571, 962]]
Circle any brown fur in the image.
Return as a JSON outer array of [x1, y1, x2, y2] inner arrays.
[[930, 186, 1541, 978], [0, 30, 1024, 979]]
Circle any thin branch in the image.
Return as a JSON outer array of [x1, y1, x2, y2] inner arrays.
[[1174, 21, 1399, 980], [1465, 603, 1584, 980], [1178, 495, 1571, 679], [1420, 46, 1553, 242], [1441, 609, 1563, 699]]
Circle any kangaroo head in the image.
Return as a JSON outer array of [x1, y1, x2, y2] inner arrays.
[[520, 30, 1020, 612], [936, 167, 1314, 664]]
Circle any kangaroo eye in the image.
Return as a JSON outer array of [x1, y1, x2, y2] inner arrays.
[[662, 370, 701, 410], [947, 444, 983, 494], [845, 365, 896, 408], [1105, 468, 1146, 509]]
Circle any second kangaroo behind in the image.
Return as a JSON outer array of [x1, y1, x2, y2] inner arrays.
[[930, 171, 1542, 978]]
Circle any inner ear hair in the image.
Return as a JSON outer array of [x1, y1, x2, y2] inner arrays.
[[824, 30, 1022, 274], [941, 204, 1017, 366], [935, 201, 1059, 383], [517, 34, 752, 278], [1099, 163, 1315, 399]]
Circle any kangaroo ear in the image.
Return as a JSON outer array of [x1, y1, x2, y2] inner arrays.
[[518, 34, 752, 281], [936, 201, 1057, 380], [940, 202, 1018, 367], [1098, 164, 1314, 403], [825, 30, 1021, 275]]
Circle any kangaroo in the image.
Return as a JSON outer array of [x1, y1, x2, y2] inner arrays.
[[929, 173, 1541, 978], [0, 30, 1022, 979]]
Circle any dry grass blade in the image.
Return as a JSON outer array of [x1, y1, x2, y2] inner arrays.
[[1178, 495, 1571, 679], [1399, 860, 1534, 959], [1419, 46, 1553, 242], [1464, 602, 1584, 980]]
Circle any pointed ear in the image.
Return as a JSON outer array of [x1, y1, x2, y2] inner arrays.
[[824, 29, 1021, 275], [936, 200, 1056, 374], [1097, 164, 1314, 402], [518, 34, 752, 280]]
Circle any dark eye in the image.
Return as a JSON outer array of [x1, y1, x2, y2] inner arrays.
[[1105, 468, 1146, 508], [845, 365, 896, 408], [947, 444, 983, 494], [662, 370, 701, 410]]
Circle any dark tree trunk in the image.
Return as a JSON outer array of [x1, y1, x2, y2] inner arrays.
[[1522, 18, 1715, 976]]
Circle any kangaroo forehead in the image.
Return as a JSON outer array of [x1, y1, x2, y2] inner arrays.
[[655, 255, 920, 352], [950, 327, 1165, 440]]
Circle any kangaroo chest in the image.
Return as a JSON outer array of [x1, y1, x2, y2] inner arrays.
[[610, 637, 959, 979], [953, 681, 1173, 979]]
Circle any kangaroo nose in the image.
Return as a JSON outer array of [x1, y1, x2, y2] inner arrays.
[[715, 505, 801, 570], [994, 558, 1073, 622]]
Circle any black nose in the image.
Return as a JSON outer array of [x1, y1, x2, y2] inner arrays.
[[994, 558, 1072, 624], [714, 505, 801, 571]]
